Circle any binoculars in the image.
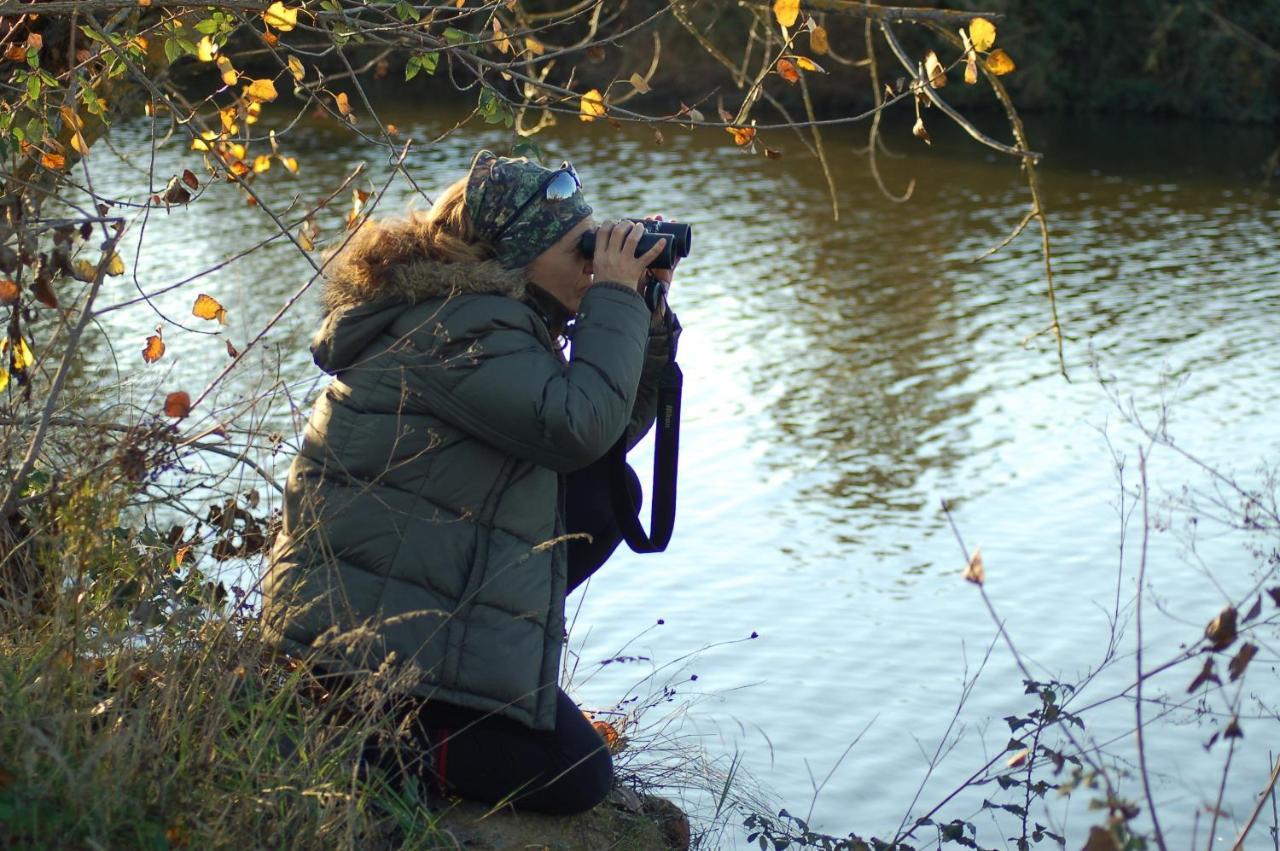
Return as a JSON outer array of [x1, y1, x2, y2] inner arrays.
[[579, 220, 692, 273]]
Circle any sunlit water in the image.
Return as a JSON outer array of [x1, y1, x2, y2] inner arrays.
[[77, 105, 1280, 845]]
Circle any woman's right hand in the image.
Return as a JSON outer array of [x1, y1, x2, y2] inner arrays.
[[589, 221, 667, 290]]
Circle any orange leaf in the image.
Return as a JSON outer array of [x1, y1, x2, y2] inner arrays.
[[40, 151, 67, 171], [0, 279, 19, 306], [776, 58, 800, 84], [192, 293, 228, 324], [963, 546, 983, 583], [244, 78, 278, 103], [726, 126, 756, 146], [984, 49, 1016, 75], [164, 391, 192, 419], [335, 91, 352, 116], [142, 334, 166, 363], [228, 160, 250, 178]]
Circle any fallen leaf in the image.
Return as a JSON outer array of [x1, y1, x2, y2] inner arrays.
[[579, 88, 606, 122], [263, 1, 298, 31], [1228, 643, 1257, 681], [628, 73, 651, 94], [726, 126, 756, 146], [287, 55, 304, 81], [1187, 657, 1221, 692], [984, 49, 1016, 75], [142, 334, 165, 363], [216, 56, 238, 86], [164, 391, 192, 419], [245, 78, 278, 103], [963, 545, 983, 583], [772, 0, 799, 28], [810, 25, 829, 55], [192, 293, 228, 324], [0, 279, 18, 306], [776, 58, 800, 84], [1205, 605, 1238, 651], [969, 17, 997, 53], [924, 50, 946, 88]]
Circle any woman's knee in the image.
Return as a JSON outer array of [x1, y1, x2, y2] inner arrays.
[[547, 745, 613, 814]]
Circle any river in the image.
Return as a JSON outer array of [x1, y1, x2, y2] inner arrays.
[[84, 103, 1280, 846]]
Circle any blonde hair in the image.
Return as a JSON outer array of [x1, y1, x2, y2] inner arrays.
[[325, 176, 493, 290]]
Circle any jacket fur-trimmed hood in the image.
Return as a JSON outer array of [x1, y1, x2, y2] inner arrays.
[[312, 258, 528, 374], [321, 257, 527, 315]]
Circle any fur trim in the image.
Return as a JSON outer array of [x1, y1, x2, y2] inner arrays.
[[322, 258, 527, 314]]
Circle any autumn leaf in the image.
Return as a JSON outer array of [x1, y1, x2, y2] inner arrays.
[[197, 36, 217, 62], [72, 259, 97, 283], [1005, 747, 1029, 768], [335, 91, 352, 116], [793, 56, 825, 73], [280, 155, 299, 174], [924, 50, 946, 88], [772, 0, 799, 28], [105, 253, 125, 276], [912, 115, 932, 146], [776, 58, 800, 84], [162, 178, 191, 205], [1187, 657, 1221, 692], [579, 88, 606, 122], [1082, 827, 1121, 851], [764, 147, 782, 160], [524, 36, 545, 56], [245, 78, 278, 103], [225, 339, 239, 358], [142, 334, 165, 363], [963, 546, 983, 583], [263, 2, 298, 31], [984, 49, 1016, 75], [960, 29, 978, 85], [969, 17, 997, 53], [1205, 605, 1238, 651], [216, 55, 238, 86], [287, 55, 305, 81], [252, 155, 271, 173], [0, 279, 18, 306], [810, 25, 829, 55], [1224, 715, 1244, 738], [182, 169, 200, 189], [628, 73, 651, 94], [40, 151, 67, 171], [192, 293, 228, 324], [163, 391, 192, 419], [726, 126, 756, 146], [229, 160, 250, 178], [1228, 643, 1257, 681], [491, 17, 512, 54]]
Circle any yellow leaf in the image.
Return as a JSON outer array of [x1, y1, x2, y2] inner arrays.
[[70, 132, 88, 155], [191, 130, 218, 152], [524, 36, 545, 56], [105, 253, 125, 276], [280, 155, 299, 174], [793, 56, 824, 73], [810, 25, 829, 55], [491, 18, 511, 54], [72, 259, 97, 282], [969, 17, 996, 53], [961, 29, 978, 84], [628, 73, 651, 94], [263, 2, 298, 32], [58, 105, 84, 130], [219, 107, 238, 134], [244, 78, 278, 103], [142, 334, 165, 363], [193, 293, 228, 324], [772, 0, 799, 28], [245, 101, 261, 125], [229, 160, 250, 178], [984, 49, 1016, 75], [12, 336, 33, 372], [227, 142, 247, 161], [963, 546, 983, 583], [579, 88, 606, 123], [197, 36, 217, 62], [216, 55, 238, 86], [335, 91, 352, 116], [287, 55, 304, 81], [252, 155, 271, 173], [924, 50, 946, 88]]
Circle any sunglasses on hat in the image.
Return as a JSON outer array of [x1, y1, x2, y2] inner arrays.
[[491, 162, 581, 243]]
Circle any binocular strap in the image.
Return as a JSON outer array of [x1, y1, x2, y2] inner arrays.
[[609, 357, 682, 554]]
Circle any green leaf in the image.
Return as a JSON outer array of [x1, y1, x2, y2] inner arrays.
[[194, 17, 219, 34], [26, 75, 41, 102], [443, 27, 469, 45], [418, 50, 438, 75], [164, 37, 180, 64]]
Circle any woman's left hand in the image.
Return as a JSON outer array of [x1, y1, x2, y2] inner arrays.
[[642, 215, 678, 291]]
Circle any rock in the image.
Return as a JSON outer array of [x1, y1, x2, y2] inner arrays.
[[425, 793, 690, 850]]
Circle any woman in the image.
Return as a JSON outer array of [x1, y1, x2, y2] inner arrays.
[[262, 150, 680, 815]]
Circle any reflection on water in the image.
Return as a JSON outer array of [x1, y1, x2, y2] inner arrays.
[[80, 106, 1280, 842]]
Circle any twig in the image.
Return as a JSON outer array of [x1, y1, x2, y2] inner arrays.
[[1135, 448, 1169, 851], [1233, 753, 1280, 850]]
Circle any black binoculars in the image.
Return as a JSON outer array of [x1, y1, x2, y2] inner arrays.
[[579, 220, 692, 272]]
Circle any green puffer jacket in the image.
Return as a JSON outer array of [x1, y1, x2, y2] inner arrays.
[[262, 257, 673, 731]]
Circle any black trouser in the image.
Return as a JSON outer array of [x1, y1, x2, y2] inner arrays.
[[370, 456, 641, 815]]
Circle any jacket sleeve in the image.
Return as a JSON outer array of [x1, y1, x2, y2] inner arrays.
[[623, 308, 681, 449], [406, 283, 652, 473]]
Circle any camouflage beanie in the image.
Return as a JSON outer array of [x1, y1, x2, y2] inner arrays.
[[464, 150, 593, 270]]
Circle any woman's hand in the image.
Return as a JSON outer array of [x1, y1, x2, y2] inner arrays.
[[590, 221, 667, 291], [643, 214, 678, 292]]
